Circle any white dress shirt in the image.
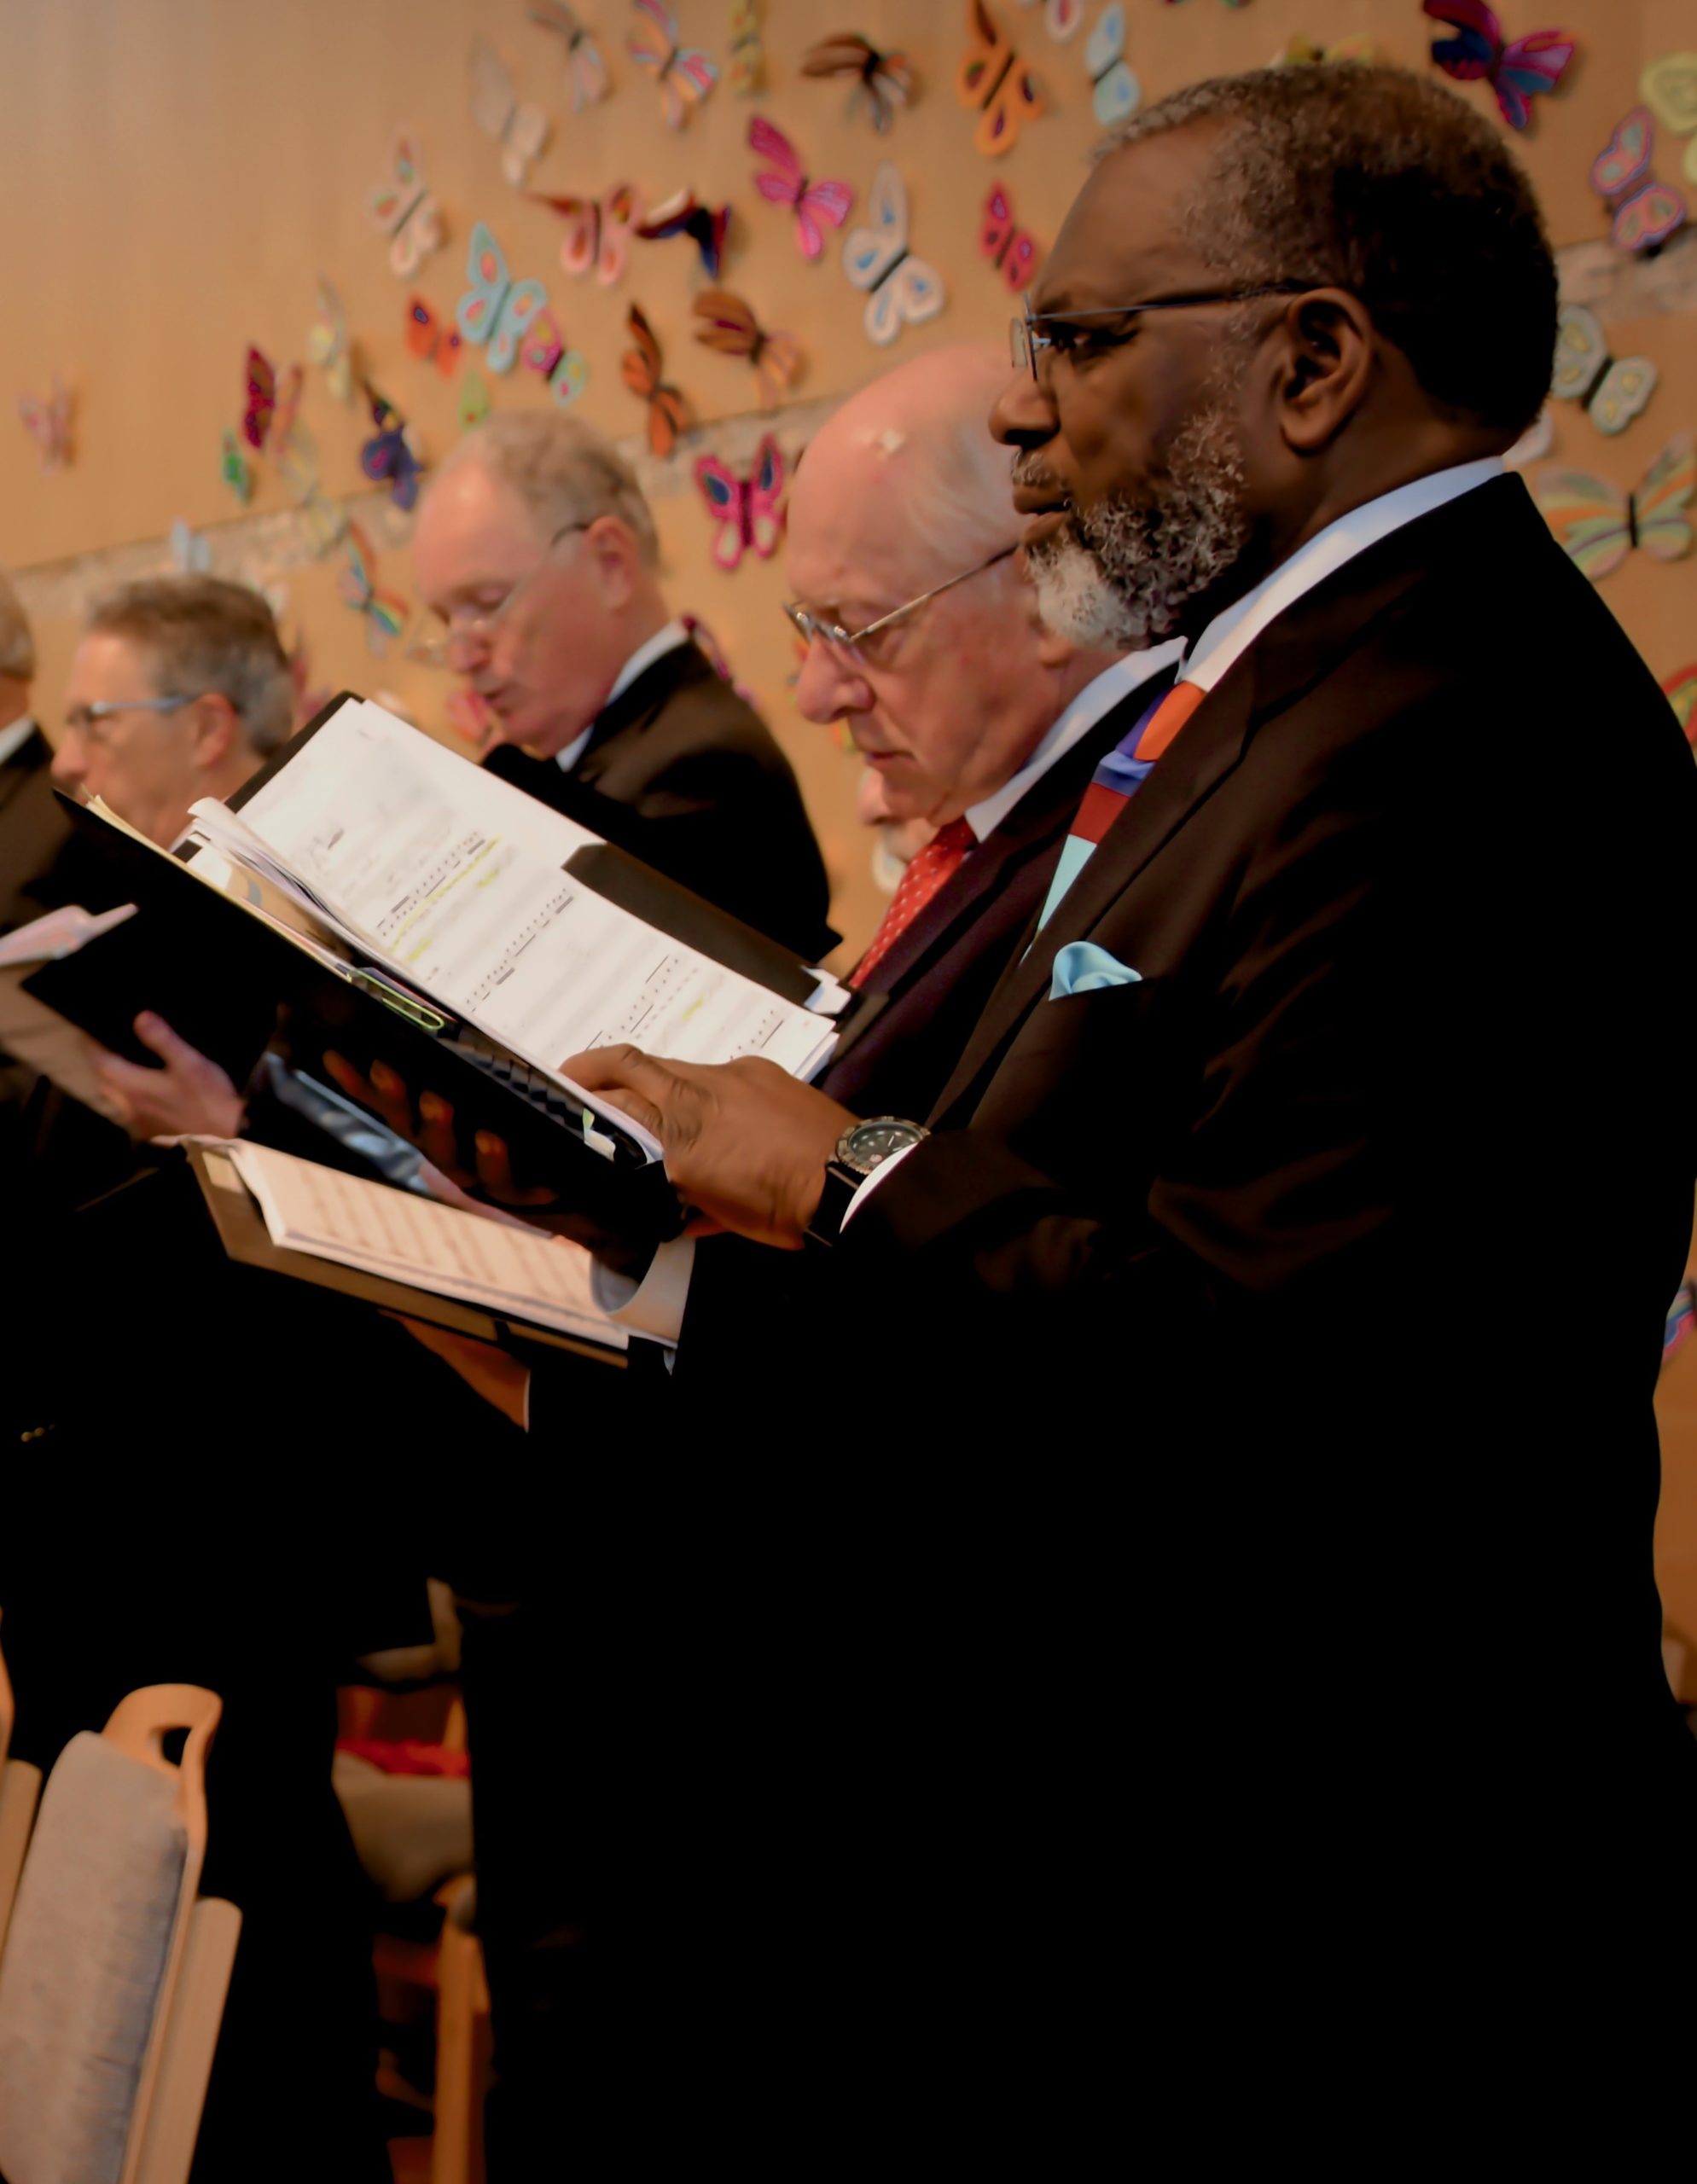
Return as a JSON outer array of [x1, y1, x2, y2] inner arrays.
[[0, 713, 38, 769], [842, 457, 1508, 1230], [556, 620, 692, 776]]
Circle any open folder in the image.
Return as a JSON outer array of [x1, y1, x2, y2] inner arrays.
[[25, 693, 875, 1245]]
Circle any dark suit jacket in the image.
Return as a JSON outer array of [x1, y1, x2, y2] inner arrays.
[[828, 475, 1697, 1926], [484, 636, 833, 960], [0, 724, 120, 933]]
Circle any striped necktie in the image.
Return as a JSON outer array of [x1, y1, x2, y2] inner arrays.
[[1036, 677, 1206, 932]]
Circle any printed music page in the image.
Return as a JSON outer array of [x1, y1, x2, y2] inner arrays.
[[225, 1139, 627, 1349], [206, 698, 837, 1083]]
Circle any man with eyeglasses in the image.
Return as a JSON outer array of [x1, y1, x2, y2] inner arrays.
[[411, 410, 832, 959], [560, 61, 1697, 2046]]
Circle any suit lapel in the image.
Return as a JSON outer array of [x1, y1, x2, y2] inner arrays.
[[577, 640, 710, 779], [0, 729, 49, 819]]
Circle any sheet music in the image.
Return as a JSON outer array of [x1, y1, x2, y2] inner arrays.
[[225, 1139, 627, 1350], [210, 699, 838, 1092]]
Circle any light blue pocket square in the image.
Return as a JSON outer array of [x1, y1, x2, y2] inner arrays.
[[1049, 942, 1143, 999]]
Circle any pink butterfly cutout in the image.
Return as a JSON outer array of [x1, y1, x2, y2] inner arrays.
[[1590, 107, 1688, 255], [17, 373, 72, 470], [1421, 1, 1574, 132], [694, 435, 785, 572], [980, 183, 1041, 292], [748, 117, 853, 259]]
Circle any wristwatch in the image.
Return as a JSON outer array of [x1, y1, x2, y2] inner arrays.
[[805, 1116, 930, 1247]]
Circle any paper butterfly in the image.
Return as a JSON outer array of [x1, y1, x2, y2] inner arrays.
[[458, 369, 493, 433], [1276, 33, 1380, 64], [521, 307, 590, 410], [369, 135, 443, 278], [1084, 5, 1140, 128], [1641, 54, 1697, 183], [170, 520, 212, 574], [1549, 305, 1656, 436], [1663, 663, 1697, 739], [844, 164, 946, 347], [340, 525, 410, 654], [729, 0, 764, 95], [298, 490, 350, 559], [469, 38, 552, 188], [800, 33, 915, 134], [1502, 405, 1554, 468], [980, 184, 1041, 292], [18, 374, 71, 470], [957, 0, 1046, 159], [220, 429, 253, 503], [359, 380, 423, 512], [457, 221, 550, 374], [636, 189, 730, 279], [628, 0, 718, 131], [243, 348, 301, 452], [695, 436, 785, 572], [532, 186, 641, 283], [1532, 433, 1695, 582], [749, 118, 854, 259], [1590, 108, 1688, 255], [528, 1, 611, 111], [406, 297, 465, 377], [307, 277, 353, 403], [622, 304, 694, 458], [1017, 0, 1083, 38], [1421, 3, 1573, 133], [692, 288, 804, 411]]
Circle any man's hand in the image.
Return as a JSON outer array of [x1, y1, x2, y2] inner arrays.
[[563, 1047, 854, 1249], [94, 1014, 246, 1141]]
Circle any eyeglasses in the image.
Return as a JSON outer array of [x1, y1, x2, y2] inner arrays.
[[62, 694, 212, 741], [1010, 284, 1309, 378], [410, 519, 592, 671], [782, 543, 1019, 660]]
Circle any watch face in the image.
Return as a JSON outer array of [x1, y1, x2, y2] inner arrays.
[[843, 1118, 923, 1172]]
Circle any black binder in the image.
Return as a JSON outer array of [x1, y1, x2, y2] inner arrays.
[[23, 694, 863, 1246]]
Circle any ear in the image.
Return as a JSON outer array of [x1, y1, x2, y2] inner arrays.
[[189, 692, 241, 774], [584, 515, 642, 612], [1269, 288, 1377, 456]]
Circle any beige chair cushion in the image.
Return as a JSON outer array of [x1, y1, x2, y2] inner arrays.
[[333, 1752, 474, 1905], [0, 1732, 186, 2184]]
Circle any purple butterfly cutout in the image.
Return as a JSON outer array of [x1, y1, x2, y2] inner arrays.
[[1422, 0, 1575, 131]]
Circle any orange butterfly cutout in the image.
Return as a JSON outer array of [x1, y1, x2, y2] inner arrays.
[[956, 0, 1045, 158], [406, 296, 464, 376], [621, 305, 694, 459], [692, 288, 804, 412]]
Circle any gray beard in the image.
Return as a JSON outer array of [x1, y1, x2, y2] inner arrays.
[[1026, 404, 1252, 650]]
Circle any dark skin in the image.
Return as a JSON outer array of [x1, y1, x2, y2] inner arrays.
[[556, 123, 1520, 1250]]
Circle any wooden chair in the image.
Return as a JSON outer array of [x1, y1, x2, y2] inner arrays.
[[0, 1623, 44, 1960], [0, 1684, 242, 2184]]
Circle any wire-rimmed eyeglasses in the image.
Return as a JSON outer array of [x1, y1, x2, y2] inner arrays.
[[782, 543, 1019, 659], [62, 693, 223, 742], [409, 519, 591, 671], [1009, 283, 1309, 378]]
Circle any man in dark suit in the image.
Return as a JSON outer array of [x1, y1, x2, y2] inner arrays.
[[567, 63, 1697, 2058], [411, 411, 832, 959]]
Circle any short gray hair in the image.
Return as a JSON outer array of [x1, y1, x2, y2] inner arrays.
[[1095, 64, 1557, 434], [436, 411, 660, 568], [84, 576, 293, 755], [0, 571, 35, 683]]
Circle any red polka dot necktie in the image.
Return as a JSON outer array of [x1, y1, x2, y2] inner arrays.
[[851, 817, 977, 989]]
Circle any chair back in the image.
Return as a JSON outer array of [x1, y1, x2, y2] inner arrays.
[[0, 1684, 233, 2184], [0, 1624, 44, 1961]]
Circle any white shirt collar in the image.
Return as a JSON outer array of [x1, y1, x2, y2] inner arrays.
[[555, 620, 692, 775], [1181, 458, 1505, 694], [0, 713, 38, 770], [965, 642, 1187, 843]]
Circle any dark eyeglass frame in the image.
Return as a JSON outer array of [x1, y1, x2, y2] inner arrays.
[[410, 518, 592, 671], [62, 693, 225, 741], [1010, 283, 1311, 378], [782, 543, 1019, 659]]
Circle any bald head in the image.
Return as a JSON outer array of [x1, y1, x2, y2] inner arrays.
[[790, 345, 1020, 600], [787, 346, 1127, 831]]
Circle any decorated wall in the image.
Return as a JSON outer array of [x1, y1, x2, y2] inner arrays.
[[5, 0, 1697, 1634]]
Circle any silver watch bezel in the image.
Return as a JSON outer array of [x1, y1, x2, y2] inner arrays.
[[834, 1116, 928, 1177]]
